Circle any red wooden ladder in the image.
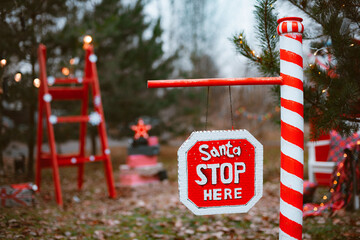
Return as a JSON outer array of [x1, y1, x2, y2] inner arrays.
[[35, 44, 116, 206]]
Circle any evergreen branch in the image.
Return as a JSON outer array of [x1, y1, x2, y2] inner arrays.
[[262, 0, 276, 70], [287, 0, 322, 25], [232, 0, 279, 76], [232, 32, 259, 63], [303, 34, 326, 40]]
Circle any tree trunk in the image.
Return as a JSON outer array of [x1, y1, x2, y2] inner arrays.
[[27, 94, 36, 178], [27, 53, 36, 179], [0, 92, 4, 176], [0, 69, 5, 176]]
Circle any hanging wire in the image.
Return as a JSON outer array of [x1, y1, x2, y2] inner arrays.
[[205, 86, 210, 130], [228, 86, 234, 130]]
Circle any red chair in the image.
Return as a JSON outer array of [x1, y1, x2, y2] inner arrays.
[[307, 133, 334, 186]]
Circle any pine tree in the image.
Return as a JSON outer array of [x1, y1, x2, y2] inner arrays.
[[232, 0, 360, 137], [289, 0, 360, 137], [54, 0, 178, 137], [0, 0, 71, 177]]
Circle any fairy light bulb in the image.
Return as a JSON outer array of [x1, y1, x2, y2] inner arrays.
[[62, 67, 70, 76], [323, 195, 327, 200], [330, 188, 334, 193], [83, 35, 92, 44], [313, 207, 318, 211], [333, 180, 338, 185], [0, 59, 6, 67], [343, 153, 347, 158], [322, 89, 326, 93], [320, 203, 324, 207], [69, 58, 75, 65], [336, 172, 340, 177], [14, 73, 21, 82], [33, 78, 40, 88]]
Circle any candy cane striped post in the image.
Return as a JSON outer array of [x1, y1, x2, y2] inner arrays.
[[278, 17, 304, 240]]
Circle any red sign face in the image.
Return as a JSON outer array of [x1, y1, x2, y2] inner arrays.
[[178, 130, 263, 215]]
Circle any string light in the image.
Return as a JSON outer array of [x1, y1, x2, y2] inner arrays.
[[14, 73, 21, 82], [239, 40, 243, 44], [83, 35, 92, 44], [33, 78, 40, 88], [350, 43, 354, 47], [238, 35, 243, 39], [252, 50, 255, 55], [273, 35, 276, 38], [69, 58, 75, 65], [308, 145, 359, 215], [62, 67, 70, 76], [312, 47, 327, 57], [0, 59, 6, 67], [318, 72, 321, 75], [322, 89, 327, 93]]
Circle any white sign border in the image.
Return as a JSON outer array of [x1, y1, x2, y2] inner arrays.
[[178, 129, 263, 215]]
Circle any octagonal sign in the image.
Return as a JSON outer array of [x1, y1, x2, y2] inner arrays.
[[178, 130, 263, 215]]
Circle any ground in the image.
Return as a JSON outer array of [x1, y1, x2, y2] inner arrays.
[[1, 145, 360, 239]]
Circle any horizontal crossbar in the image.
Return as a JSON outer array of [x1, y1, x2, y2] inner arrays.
[[147, 77, 283, 88], [39, 153, 108, 167], [54, 77, 92, 84], [48, 87, 86, 100], [56, 115, 89, 123]]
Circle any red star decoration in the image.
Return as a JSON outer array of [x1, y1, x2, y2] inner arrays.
[[131, 118, 152, 139]]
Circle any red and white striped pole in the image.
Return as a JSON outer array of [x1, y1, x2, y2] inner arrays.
[[278, 17, 304, 240]]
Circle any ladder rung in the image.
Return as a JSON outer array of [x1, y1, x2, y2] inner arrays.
[[53, 77, 92, 84], [48, 87, 86, 100], [39, 153, 108, 168], [57, 115, 89, 123]]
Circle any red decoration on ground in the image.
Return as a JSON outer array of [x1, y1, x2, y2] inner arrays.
[[131, 118, 152, 139], [0, 183, 37, 207]]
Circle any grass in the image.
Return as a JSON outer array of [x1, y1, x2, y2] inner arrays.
[[1, 142, 360, 239]]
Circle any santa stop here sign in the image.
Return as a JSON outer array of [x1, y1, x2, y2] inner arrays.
[[178, 130, 263, 215]]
